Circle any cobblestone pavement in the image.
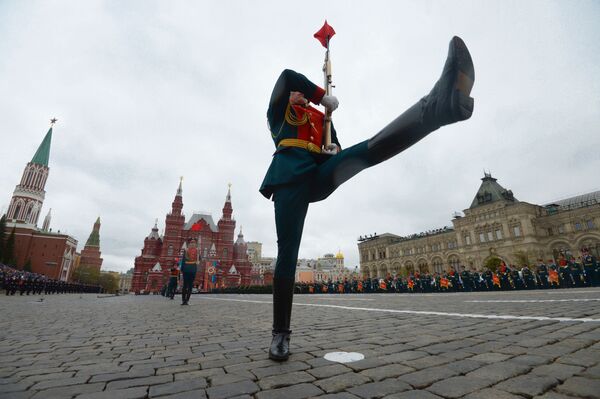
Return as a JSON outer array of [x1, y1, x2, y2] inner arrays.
[[1, 288, 600, 399]]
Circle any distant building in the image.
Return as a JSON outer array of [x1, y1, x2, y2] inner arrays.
[[3, 122, 77, 281], [118, 270, 132, 294], [359, 173, 600, 278], [131, 181, 252, 293], [295, 251, 350, 283], [246, 241, 262, 262]]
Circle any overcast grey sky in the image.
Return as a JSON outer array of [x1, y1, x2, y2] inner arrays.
[[1, 1, 599, 273]]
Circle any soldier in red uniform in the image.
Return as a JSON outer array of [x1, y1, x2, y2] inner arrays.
[[261, 37, 475, 361]]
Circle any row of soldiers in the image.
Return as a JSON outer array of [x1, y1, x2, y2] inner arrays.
[[0, 264, 102, 295], [295, 250, 599, 294]]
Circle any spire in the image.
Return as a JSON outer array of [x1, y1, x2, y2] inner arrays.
[[236, 226, 245, 245], [85, 217, 101, 247], [146, 219, 160, 240], [42, 208, 52, 232], [221, 184, 233, 221], [31, 122, 54, 167], [177, 176, 183, 197], [171, 178, 184, 215]]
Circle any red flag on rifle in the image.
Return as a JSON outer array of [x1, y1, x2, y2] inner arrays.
[[314, 20, 335, 48]]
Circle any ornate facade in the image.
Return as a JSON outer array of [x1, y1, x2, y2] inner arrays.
[[131, 181, 252, 293], [359, 174, 600, 278]]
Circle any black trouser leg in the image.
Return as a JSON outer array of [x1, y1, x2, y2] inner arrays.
[[182, 273, 195, 303], [270, 182, 311, 361], [308, 38, 474, 204]]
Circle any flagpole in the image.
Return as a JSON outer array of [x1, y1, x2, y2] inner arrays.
[[314, 21, 336, 150], [322, 35, 333, 148]]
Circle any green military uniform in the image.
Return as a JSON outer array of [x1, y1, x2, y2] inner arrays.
[[263, 36, 475, 361]]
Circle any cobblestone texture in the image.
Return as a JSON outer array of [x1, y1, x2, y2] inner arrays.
[[1, 288, 600, 398]]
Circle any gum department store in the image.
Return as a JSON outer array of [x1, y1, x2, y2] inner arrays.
[[359, 173, 600, 278]]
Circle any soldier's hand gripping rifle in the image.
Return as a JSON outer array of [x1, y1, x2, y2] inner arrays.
[[314, 21, 336, 152]]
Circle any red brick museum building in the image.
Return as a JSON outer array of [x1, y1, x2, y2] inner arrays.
[[132, 181, 252, 293]]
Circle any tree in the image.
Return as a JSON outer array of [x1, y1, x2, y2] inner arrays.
[[484, 257, 502, 273], [513, 250, 531, 268], [71, 265, 100, 285], [2, 227, 16, 266], [0, 214, 6, 262], [23, 259, 32, 272], [99, 273, 119, 293]]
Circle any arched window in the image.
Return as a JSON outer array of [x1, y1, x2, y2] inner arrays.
[[552, 245, 572, 262], [167, 245, 173, 256], [13, 203, 22, 220], [26, 204, 33, 221], [432, 258, 444, 274], [448, 255, 460, 270]]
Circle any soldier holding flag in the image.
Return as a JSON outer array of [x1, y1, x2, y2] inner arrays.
[[261, 21, 475, 361]]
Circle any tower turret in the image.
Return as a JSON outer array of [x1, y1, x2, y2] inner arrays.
[[217, 184, 235, 265], [161, 178, 185, 264], [6, 120, 55, 227], [79, 217, 103, 271], [42, 208, 52, 232]]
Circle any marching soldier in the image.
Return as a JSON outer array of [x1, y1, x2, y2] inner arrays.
[[167, 262, 179, 300], [460, 266, 472, 292], [522, 267, 535, 289], [548, 260, 560, 288], [536, 259, 549, 289], [558, 254, 573, 288], [498, 262, 511, 290], [582, 248, 598, 286], [261, 27, 475, 360], [511, 267, 523, 290], [481, 269, 491, 291], [570, 256, 584, 287]]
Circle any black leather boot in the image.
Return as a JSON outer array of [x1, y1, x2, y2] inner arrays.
[[367, 36, 475, 165], [269, 277, 295, 361]]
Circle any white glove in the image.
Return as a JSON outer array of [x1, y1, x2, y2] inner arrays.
[[322, 143, 340, 155], [320, 95, 339, 112]]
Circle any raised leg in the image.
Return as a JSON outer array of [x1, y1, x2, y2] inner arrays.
[[310, 36, 475, 203]]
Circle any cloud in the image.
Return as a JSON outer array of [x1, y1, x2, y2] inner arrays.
[[1, 0, 599, 272]]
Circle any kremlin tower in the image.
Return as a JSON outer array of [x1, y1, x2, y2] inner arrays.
[[79, 217, 104, 271], [6, 123, 53, 226], [3, 120, 78, 281]]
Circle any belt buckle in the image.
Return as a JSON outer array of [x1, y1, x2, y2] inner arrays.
[[307, 142, 321, 153]]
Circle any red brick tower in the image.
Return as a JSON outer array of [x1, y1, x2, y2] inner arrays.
[[160, 179, 185, 270], [3, 120, 78, 281], [216, 185, 235, 273], [6, 123, 53, 227], [132, 221, 162, 292], [79, 217, 103, 271]]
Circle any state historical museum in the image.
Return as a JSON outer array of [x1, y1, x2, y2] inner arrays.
[[132, 181, 252, 293]]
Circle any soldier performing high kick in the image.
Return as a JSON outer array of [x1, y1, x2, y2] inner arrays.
[[260, 23, 475, 361]]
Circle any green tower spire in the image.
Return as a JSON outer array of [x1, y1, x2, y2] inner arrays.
[[31, 120, 55, 166], [85, 217, 101, 247]]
